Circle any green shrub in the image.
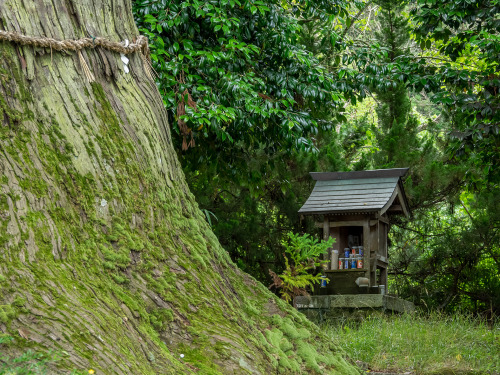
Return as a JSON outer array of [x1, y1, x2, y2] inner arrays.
[[269, 232, 334, 303]]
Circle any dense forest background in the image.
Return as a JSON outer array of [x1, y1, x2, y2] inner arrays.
[[132, 0, 499, 316]]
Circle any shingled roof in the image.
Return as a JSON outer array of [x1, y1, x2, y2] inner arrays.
[[299, 168, 410, 217]]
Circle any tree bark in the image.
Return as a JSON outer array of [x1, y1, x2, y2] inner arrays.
[[0, 1, 356, 374]]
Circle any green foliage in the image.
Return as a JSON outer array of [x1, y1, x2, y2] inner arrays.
[[411, 0, 500, 187], [200, 208, 218, 227], [129, 0, 499, 317], [390, 189, 500, 314], [0, 335, 63, 375], [324, 313, 499, 374], [133, 0, 351, 156], [130, 0, 364, 288], [269, 233, 334, 303], [283, 232, 334, 268], [130, 0, 379, 288], [370, 0, 418, 167], [299, 0, 499, 316]]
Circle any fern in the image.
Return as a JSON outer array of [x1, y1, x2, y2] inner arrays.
[[269, 232, 335, 304]]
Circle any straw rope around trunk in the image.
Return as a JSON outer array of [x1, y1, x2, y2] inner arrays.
[[0, 30, 155, 81], [0, 30, 148, 54]]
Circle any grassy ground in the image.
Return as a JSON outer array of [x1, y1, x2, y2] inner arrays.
[[322, 313, 499, 374]]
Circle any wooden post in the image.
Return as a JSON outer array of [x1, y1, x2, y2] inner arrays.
[[379, 222, 387, 258], [330, 226, 340, 251], [323, 216, 330, 269], [369, 218, 379, 287], [379, 221, 388, 292], [323, 216, 330, 240], [363, 220, 371, 285]]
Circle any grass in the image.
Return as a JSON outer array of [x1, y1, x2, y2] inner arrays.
[[322, 313, 499, 374], [0, 335, 89, 375], [0, 335, 56, 375]]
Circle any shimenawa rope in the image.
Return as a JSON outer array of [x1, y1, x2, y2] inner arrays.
[[0, 30, 154, 81]]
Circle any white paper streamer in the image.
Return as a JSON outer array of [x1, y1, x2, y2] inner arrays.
[[121, 39, 130, 74]]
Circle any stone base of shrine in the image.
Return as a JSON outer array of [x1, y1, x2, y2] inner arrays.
[[294, 294, 415, 323]]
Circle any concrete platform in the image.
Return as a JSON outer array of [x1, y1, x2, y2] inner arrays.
[[294, 294, 415, 323]]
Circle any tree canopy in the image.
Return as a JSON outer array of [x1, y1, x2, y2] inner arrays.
[[130, 0, 500, 316]]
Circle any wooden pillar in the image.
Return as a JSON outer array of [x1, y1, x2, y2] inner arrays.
[[380, 221, 388, 292], [323, 216, 330, 240], [370, 220, 378, 287], [363, 220, 371, 285], [322, 216, 331, 268], [379, 222, 388, 258]]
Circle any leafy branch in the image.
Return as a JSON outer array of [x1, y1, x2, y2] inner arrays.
[[269, 232, 334, 305]]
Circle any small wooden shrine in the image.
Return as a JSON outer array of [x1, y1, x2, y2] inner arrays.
[[299, 168, 411, 295]]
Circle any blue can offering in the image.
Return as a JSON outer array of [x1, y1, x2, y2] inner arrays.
[[344, 248, 350, 258], [320, 275, 328, 288], [351, 258, 357, 269]]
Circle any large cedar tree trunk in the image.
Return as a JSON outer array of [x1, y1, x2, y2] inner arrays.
[[0, 1, 357, 374]]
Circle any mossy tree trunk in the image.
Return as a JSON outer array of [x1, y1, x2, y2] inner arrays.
[[0, 1, 357, 374]]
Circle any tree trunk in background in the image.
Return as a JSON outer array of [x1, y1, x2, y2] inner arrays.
[[0, 1, 355, 374]]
